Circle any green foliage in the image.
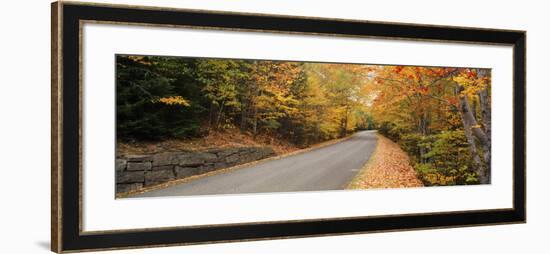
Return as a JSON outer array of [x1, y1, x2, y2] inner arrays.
[[378, 117, 479, 186], [403, 130, 478, 186], [398, 132, 424, 159], [377, 120, 482, 186], [116, 55, 202, 140], [376, 121, 412, 142]]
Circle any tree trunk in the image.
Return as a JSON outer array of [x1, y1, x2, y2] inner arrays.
[[215, 99, 226, 129], [340, 117, 347, 138], [472, 96, 478, 121], [477, 69, 491, 182], [252, 104, 258, 137], [460, 108, 483, 174], [208, 102, 215, 129], [457, 85, 490, 184], [479, 88, 491, 140], [418, 112, 429, 164], [478, 88, 491, 178], [240, 102, 248, 132], [340, 106, 350, 138]]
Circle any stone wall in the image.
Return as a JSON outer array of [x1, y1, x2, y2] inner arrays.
[[116, 147, 275, 194]]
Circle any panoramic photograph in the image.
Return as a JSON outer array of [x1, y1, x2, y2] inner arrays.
[[115, 55, 491, 198]]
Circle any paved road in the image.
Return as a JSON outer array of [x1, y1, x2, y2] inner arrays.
[[133, 130, 378, 197]]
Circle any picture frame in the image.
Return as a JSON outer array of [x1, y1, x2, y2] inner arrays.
[[51, 1, 526, 252]]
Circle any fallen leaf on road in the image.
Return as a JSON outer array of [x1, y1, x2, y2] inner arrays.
[[347, 134, 423, 189]]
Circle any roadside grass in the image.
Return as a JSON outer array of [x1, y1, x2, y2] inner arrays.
[[347, 134, 423, 189]]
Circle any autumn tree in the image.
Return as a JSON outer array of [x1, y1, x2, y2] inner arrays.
[[116, 55, 196, 140], [195, 59, 244, 129], [306, 63, 369, 138], [116, 55, 490, 185], [453, 68, 491, 183], [366, 65, 491, 185], [246, 61, 302, 136]]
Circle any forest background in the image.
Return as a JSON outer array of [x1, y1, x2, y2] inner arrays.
[[116, 55, 491, 186]]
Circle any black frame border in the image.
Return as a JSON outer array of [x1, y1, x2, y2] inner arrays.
[[52, 1, 526, 252]]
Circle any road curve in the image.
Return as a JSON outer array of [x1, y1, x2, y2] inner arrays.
[[132, 130, 378, 197]]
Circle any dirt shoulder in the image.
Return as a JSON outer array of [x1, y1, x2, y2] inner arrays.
[[347, 134, 423, 189], [117, 129, 301, 157]]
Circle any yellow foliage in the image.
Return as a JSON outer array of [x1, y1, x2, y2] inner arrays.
[[423, 173, 457, 185], [453, 72, 490, 98], [127, 55, 152, 66], [153, 96, 191, 106]]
